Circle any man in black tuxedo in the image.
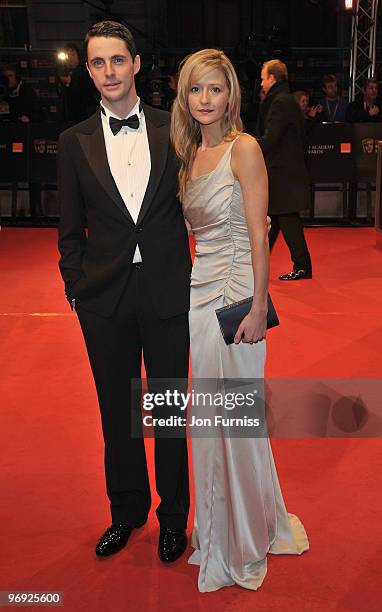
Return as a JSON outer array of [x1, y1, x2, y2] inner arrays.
[[57, 21, 191, 563]]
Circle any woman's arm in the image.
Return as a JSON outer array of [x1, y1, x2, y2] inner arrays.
[[231, 133, 269, 343]]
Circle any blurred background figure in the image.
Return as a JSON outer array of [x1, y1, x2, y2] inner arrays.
[[256, 59, 312, 281], [346, 77, 382, 122], [1, 64, 43, 218], [293, 90, 321, 136], [141, 65, 179, 111], [58, 43, 99, 123], [293, 90, 321, 120], [164, 69, 178, 110], [2, 64, 42, 123], [317, 74, 348, 122]]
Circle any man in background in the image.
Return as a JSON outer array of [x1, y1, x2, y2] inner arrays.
[[317, 74, 348, 122], [346, 77, 382, 122], [2, 64, 43, 218], [2, 64, 41, 123], [59, 43, 98, 122], [256, 60, 312, 281]]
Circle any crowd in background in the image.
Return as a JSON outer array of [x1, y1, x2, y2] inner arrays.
[[293, 74, 382, 125], [1, 46, 381, 128], [0, 46, 380, 220]]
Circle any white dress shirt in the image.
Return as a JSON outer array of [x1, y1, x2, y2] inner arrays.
[[101, 98, 151, 262]]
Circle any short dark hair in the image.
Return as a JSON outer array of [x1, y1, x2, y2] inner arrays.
[[322, 74, 337, 87], [2, 64, 20, 82], [293, 90, 308, 102], [364, 77, 378, 88], [65, 43, 80, 55], [2, 63, 18, 75], [84, 20, 136, 61]]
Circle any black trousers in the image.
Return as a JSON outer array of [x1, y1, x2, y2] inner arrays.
[[268, 212, 312, 272], [76, 264, 190, 530]]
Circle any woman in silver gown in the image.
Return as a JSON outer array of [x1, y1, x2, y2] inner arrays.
[[171, 49, 309, 593]]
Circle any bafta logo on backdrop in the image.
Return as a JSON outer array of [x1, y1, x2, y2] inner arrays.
[[361, 138, 377, 154]]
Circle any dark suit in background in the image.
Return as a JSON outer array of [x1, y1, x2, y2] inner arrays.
[[65, 63, 99, 123], [5, 79, 42, 122], [5, 78, 43, 217], [346, 97, 382, 122], [256, 80, 312, 276], [58, 103, 191, 529]]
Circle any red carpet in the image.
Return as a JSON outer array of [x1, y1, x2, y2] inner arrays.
[[0, 227, 381, 611]]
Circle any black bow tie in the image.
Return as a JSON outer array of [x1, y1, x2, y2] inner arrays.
[[109, 114, 140, 135]]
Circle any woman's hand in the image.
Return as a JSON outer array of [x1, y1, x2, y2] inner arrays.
[[369, 105, 380, 116], [307, 105, 320, 118], [234, 308, 267, 344]]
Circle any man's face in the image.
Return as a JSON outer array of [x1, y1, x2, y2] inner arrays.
[[261, 67, 275, 95], [365, 82, 378, 102], [66, 48, 79, 70], [323, 80, 338, 99], [87, 36, 140, 108], [3, 70, 17, 90]]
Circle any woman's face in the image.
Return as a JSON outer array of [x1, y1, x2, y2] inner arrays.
[[299, 95, 308, 112], [187, 67, 230, 128]]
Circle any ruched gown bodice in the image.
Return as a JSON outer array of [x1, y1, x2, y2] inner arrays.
[[182, 138, 309, 593]]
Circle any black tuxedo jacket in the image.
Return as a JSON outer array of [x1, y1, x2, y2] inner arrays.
[[57, 103, 191, 318]]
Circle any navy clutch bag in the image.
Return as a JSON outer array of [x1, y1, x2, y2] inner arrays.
[[215, 294, 279, 345]]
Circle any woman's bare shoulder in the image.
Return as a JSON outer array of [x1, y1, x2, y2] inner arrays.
[[232, 132, 262, 162]]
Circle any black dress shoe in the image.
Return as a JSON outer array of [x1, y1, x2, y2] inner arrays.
[[158, 527, 187, 563], [95, 522, 143, 557], [279, 268, 312, 281]]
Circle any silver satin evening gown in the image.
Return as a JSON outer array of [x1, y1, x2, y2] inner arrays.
[[182, 137, 309, 593]]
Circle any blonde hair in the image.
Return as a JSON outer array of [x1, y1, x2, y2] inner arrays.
[[293, 90, 308, 103], [171, 48, 243, 200], [263, 59, 288, 82]]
